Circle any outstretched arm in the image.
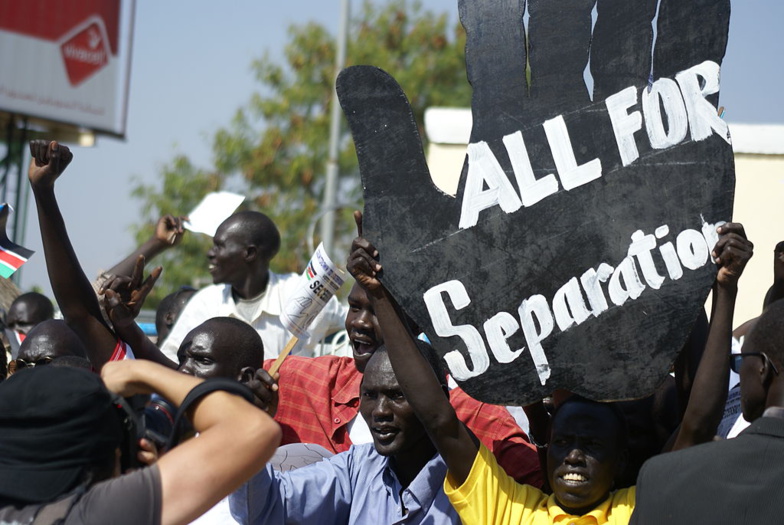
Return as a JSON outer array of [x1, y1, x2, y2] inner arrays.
[[104, 215, 186, 278], [347, 211, 478, 485], [101, 359, 281, 525], [28, 140, 117, 369], [671, 223, 753, 450]]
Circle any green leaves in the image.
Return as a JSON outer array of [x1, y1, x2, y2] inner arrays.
[[133, 0, 470, 307]]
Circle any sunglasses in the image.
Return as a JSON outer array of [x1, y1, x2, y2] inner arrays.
[[729, 352, 780, 376], [15, 356, 53, 369]]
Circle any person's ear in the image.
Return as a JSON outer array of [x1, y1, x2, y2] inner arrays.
[[164, 311, 176, 328], [244, 245, 258, 263], [238, 366, 255, 385], [761, 357, 777, 387]]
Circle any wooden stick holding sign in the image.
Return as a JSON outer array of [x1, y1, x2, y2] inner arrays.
[[269, 336, 299, 376], [273, 243, 346, 374]]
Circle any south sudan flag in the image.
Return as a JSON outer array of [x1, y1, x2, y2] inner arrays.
[[0, 204, 34, 279]]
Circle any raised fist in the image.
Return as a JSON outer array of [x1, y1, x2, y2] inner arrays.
[[28, 140, 73, 189], [338, 0, 734, 404]]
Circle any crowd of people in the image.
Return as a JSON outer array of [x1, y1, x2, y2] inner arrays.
[[0, 139, 781, 524]]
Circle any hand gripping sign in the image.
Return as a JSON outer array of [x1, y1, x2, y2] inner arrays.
[[272, 244, 345, 374], [337, 0, 734, 405]]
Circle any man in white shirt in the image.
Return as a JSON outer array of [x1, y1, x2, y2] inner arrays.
[[161, 211, 345, 360]]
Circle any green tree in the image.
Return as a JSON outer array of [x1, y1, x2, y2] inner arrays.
[[132, 0, 470, 307]]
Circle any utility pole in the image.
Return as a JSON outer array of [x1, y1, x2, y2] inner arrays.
[[320, 0, 350, 260]]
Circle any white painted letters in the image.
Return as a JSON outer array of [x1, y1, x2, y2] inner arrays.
[[642, 78, 689, 150], [484, 312, 524, 364], [675, 61, 731, 144], [459, 141, 523, 229], [503, 130, 560, 207], [423, 280, 489, 380], [518, 295, 553, 385], [606, 86, 642, 166], [543, 115, 603, 191]]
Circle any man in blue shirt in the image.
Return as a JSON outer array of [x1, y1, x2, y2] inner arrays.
[[229, 345, 460, 524]]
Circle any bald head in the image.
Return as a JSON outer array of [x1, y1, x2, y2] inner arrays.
[[177, 317, 263, 380], [17, 320, 87, 369], [220, 211, 281, 263], [7, 292, 54, 335]]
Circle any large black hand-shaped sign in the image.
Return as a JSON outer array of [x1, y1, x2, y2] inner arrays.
[[338, 0, 733, 404]]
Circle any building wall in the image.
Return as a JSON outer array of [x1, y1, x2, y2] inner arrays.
[[731, 153, 784, 325]]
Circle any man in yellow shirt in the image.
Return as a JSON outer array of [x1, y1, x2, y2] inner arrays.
[[445, 397, 635, 524], [347, 212, 752, 525]]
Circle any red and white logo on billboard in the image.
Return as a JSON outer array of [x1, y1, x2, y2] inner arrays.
[[59, 17, 111, 86]]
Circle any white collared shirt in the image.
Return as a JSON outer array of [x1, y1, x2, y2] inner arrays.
[[160, 271, 346, 361]]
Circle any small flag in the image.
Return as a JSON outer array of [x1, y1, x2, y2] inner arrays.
[[280, 243, 345, 339], [0, 204, 34, 279]]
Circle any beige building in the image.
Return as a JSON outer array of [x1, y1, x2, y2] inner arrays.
[[423, 108, 784, 327]]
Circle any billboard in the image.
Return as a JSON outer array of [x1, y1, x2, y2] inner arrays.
[[0, 0, 135, 137]]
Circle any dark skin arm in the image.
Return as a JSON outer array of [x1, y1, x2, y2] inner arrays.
[[28, 140, 117, 370], [670, 222, 753, 450], [103, 259, 281, 414], [348, 211, 478, 485], [673, 309, 709, 421], [101, 256, 177, 369], [104, 215, 187, 279]]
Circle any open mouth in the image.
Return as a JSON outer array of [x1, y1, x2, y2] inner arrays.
[[371, 426, 398, 442], [351, 334, 377, 356], [559, 472, 588, 486]]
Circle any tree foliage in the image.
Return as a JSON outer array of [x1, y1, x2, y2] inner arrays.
[[132, 0, 470, 306]]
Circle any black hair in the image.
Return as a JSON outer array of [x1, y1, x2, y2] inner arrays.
[[155, 286, 197, 333], [198, 317, 264, 367], [371, 339, 448, 389], [229, 211, 281, 262], [747, 299, 784, 363], [10, 292, 54, 322], [552, 395, 629, 451]]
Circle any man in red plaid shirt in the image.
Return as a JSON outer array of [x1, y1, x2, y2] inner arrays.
[[261, 282, 543, 486]]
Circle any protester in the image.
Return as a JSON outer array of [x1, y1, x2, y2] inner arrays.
[[155, 287, 196, 345], [230, 345, 461, 524], [107, 262, 543, 485], [27, 141, 273, 524], [264, 281, 543, 485], [4, 292, 55, 359], [348, 211, 751, 525], [159, 210, 346, 360], [28, 140, 137, 369], [631, 298, 784, 523], [5, 292, 54, 337], [0, 359, 280, 524], [718, 239, 784, 438], [11, 319, 88, 372]]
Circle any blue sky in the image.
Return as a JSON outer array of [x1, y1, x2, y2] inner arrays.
[[17, 0, 784, 295]]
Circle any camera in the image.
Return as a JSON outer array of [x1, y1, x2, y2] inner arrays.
[[114, 393, 178, 472], [141, 394, 176, 450]]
